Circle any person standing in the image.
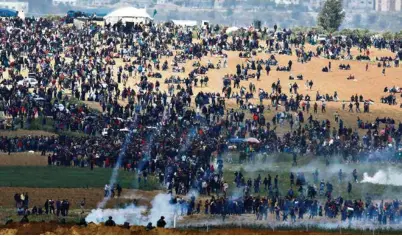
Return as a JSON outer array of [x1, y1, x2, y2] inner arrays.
[[355, 101, 361, 113], [80, 198, 86, 214], [321, 101, 326, 113]]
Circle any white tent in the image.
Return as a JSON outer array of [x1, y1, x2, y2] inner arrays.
[[104, 7, 152, 25], [171, 20, 197, 27], [17, 11, 25, 20], [226, 26, 239, 34]]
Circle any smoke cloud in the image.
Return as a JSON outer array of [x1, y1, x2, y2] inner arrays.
[[86, 193, 179, 227], [361, 168, 402, 186]]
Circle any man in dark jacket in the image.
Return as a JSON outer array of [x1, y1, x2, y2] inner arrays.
[[105, 216, 116, 226], [156, 216, 166, 228]]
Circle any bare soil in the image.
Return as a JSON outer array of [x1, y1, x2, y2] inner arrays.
[[0, 222, 335, 235], [0, 130, 57, 137], [0, 153, 48, 166], [0, 187, 161, 209]]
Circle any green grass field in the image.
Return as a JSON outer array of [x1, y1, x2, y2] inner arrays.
[[221, 153, 402, 201], [0, 166, 160, 190], [1, 153, 401, 201]]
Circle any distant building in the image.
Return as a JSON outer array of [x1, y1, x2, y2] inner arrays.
[[376, 0, 402, 11], [0, 1, 29, 12], [275, 0, 300, 5], [214, 0, 224, 8], [90, 0, 113, 6], [306, 0, 324, 9], [122, 0, 152, 7], [304, 0, 373, 11], [53, 0, 78, 6], [348, 0, 374, 10], [185, 0, 215, 8]]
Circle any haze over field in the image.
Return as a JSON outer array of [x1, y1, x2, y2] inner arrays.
[[23, 0, 402, 31]]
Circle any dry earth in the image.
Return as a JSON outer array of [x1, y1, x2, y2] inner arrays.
[[0, 153, 47, 166], [0, 222, 334, 235], [0, 188, 162, 209]]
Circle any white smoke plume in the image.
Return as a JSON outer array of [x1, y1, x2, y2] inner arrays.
[[85, 205, 147, 226], [361, 168, 402, 186], [86, 193, 179, 227]]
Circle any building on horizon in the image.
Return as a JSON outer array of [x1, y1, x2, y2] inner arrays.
[[375, 0, 402, 11], [275, 0, 300, 5], [0, 1, 28, 12], [89, 0, 114, 6], [52, 0, 78, 6], [348, 0, 375, 11]]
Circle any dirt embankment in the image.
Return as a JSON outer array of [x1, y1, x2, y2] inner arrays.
[[0, 222, 334, 235]]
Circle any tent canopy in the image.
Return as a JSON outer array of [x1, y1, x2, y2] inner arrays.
[[104, 7, 152, 25], [0, 8, 18, 17]]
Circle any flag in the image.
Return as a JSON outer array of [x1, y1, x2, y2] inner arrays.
[[153, 9, 157, 17]]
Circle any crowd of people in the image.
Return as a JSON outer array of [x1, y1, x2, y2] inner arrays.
[[0, 16, 401, 226]]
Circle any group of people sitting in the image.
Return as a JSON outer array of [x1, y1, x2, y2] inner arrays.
[[289, 74, 303, 80], [339, 64, 351, 70], [277, 66, 290, 72]]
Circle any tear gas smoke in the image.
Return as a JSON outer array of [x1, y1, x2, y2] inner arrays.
[[86, 193, 179, 227], [361, 168, 402, 186], [97, 115, 138, 209]]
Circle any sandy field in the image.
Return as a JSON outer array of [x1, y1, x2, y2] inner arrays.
[[112, 44, 402, 131], [0, 187, 162, 209], [0, 153, 47, 166]]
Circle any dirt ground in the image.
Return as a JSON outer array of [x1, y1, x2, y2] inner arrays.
[[0, 222, 338, 235], [118, 44, 402, 129], [0, 130, 57, 137], [55, 44, 402, 131], [0, 153, 47, 166], [0, 187, 162, 209]]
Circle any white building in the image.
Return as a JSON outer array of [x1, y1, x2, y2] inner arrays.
[[306, 0, 324, 9], [376, 0, 402, 11], [348, 0, 374, 10], [52, 0, 78, 6], [275, 0, 300, 5], [0, 1, 29, 13], [89, 0, 113, 6]]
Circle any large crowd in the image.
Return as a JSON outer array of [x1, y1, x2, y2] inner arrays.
[[0, 16, 402, 225]]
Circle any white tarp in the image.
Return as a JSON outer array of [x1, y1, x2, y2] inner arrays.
[[73, 18, 86, 30], [104, 7, 152, 25], [171, 20, 197, 27], [17, 11, 25, 20], [226, 26, 239, 34]]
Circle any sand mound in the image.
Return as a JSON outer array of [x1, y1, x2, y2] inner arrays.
[[0, 222, 331, 235]]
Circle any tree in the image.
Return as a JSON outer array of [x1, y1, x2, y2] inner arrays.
[[395, 31, 402, 40], [382, 31, 394, 41], [317, 0, 345, 33]]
